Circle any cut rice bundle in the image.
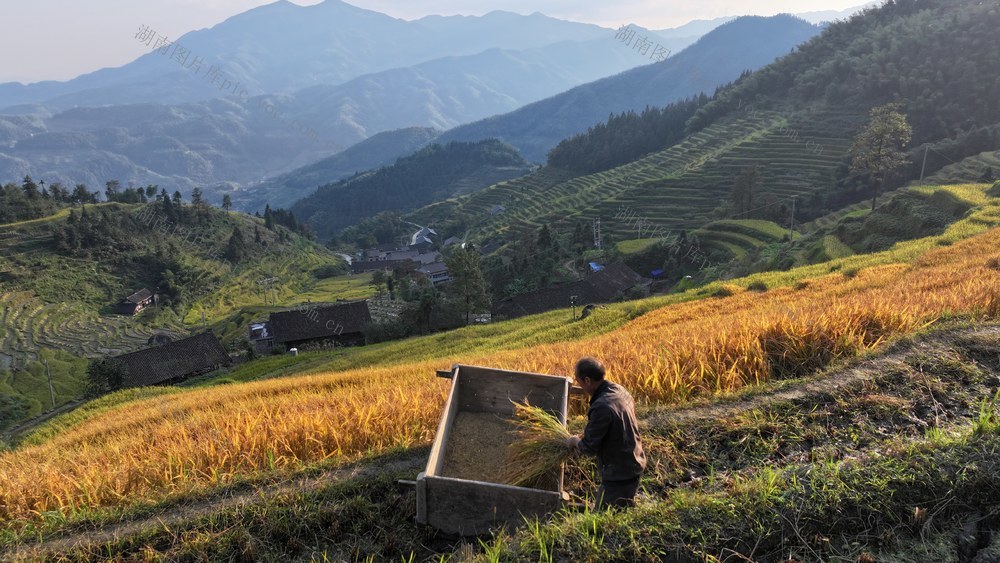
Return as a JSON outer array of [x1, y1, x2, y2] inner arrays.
[[501, 401, 573, 487]]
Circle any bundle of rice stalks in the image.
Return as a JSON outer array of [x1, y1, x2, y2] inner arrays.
[[501, 401, 572, 488]]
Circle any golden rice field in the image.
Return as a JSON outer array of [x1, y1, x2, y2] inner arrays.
[[1, 188, 1000, 522]]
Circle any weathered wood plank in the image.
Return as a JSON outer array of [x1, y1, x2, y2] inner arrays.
[[456, 365, 568, 416], [425, 368, 461, 477], [416, 472, 428, 525], [424, 475, 562, 536]]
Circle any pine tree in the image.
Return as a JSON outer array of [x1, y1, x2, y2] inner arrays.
[[22, 176, 38, 199], [264, 205, 275, 230], [105, 180, 120, 202], [224, 226, 248, 263], [445, 247, 490, 325], [222, 194, 233, 211]]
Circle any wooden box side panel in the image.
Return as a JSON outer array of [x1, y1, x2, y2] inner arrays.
[[455, 365, 569, 417], [424, 475, 562, 536], [425, 370, 462, 477]]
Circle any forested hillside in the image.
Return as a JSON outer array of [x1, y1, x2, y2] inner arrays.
[[408, 0, 1000, 263], [0, 198, 345, 428], [688, 0, 1000, 158], [236, 127, 441, 212], [546, 96, 710, 174], [292, 140, 532, 239]]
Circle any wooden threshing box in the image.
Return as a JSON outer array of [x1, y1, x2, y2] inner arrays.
[[416, 364, 570, 536]]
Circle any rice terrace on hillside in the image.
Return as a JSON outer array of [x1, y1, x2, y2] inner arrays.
[[3, 0, 1000, 560]]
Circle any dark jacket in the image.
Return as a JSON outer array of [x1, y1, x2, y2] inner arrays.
[[578, 380, 646, 482]]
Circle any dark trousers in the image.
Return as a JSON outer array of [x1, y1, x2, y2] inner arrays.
[[596, 476, 641, 510]]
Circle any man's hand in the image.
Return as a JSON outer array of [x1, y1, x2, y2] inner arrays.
[[566, 436, 581, 449]]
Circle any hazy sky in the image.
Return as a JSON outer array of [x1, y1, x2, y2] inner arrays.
[[0, 0, 864, 84]]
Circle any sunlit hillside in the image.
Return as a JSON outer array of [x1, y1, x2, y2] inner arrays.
[[1, 183, 997, 524]]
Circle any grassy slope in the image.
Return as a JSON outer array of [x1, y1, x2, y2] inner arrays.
[[17, 183, 996, 445], [0, 187, 998, 528], [409, 107, 857, 247]]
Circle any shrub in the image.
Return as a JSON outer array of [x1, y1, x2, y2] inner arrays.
[[747, 281, 769, 293], [85, 358, 127, 398], [711, 286, 734, 298], [313, 263, 347, 279], [0, 394, 31, 431]]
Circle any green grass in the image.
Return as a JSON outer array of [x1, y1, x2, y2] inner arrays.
[[820, 234, 856, 259], [615, 238, 661, 255]]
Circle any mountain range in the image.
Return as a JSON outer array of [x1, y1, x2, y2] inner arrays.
[[239, 14, 826, 212], [436, 15, 823, 162], [0, 1, 869, 210]]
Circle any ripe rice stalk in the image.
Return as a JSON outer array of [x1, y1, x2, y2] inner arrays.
[[501, 402, 572, 488]]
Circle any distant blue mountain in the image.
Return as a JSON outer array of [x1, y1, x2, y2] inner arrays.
[[0, 0, 680, 110], [436, 15, 822, 162]]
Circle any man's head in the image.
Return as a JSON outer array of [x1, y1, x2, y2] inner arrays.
[[575, 357, 606, 395]]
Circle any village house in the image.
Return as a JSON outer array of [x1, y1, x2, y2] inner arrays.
[[114, 332, 231, 388], [117, 288, 154, 316], [410, 226, 437, 245], [247, 321, 275, 354], [417, 261, 451, 284], [268, 300, 372, 350], [351, 258, 416, 274]]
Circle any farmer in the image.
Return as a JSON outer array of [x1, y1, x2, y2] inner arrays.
[[567, 357, 646, 509]]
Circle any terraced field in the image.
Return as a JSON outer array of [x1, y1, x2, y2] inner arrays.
[[594, 117, 854, 241], [693, 219, 795, 258], [0, 290, 183, 369], [800, 201, 872, 233], [410, 109, 860, 246], [410, 114, 790, 241], [927, 149, 1000, 184]]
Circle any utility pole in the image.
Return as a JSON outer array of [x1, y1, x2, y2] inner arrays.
[[256, 276, 279, 306], [43, 359, 56, 409], [919, 144, 930, 183], [789, 196, 797, 240], [593, 218, 602, 250]]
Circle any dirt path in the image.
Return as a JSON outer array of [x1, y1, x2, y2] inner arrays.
[[1, 453, 426, 561], [648, 325, 1000, 426], [1, 400, 82, 444]]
